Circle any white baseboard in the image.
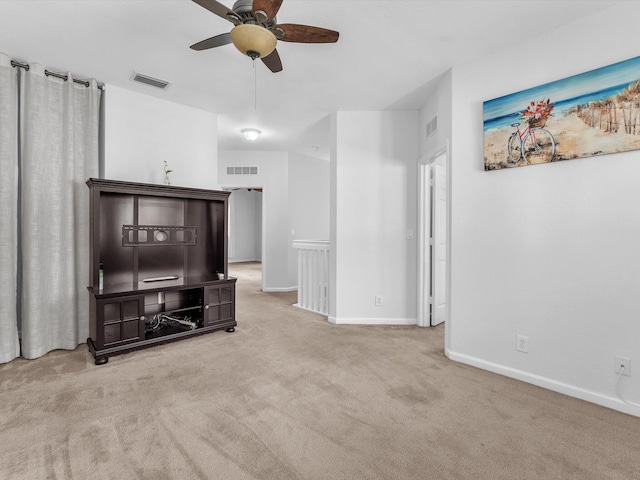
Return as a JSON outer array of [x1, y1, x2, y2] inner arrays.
[[328, 316, 417, 326], [293, 303, 328, 316], [447, 350, 640, 418], [262, 286, 297, 293], [228, 258, 261, 264]]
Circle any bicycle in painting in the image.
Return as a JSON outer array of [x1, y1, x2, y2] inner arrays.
[[507, 121, 556, 165]]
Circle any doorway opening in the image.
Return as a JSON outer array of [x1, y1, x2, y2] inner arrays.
[[227, 188, 264, 289]]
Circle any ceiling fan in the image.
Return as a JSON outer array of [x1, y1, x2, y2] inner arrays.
[[190, 0, 339, 73]]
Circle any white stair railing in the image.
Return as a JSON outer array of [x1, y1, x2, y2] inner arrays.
[[293, 240, 330, 316]]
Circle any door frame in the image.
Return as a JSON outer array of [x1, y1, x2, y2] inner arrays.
[[417, 160, 432, 327], [431, 162, 447, 326], [417, 141, 450, 328]]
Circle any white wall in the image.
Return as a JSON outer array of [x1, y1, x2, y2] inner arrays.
[[218, 150, 293, 291], [229, 189, 262, 262], [448, 2, 640, 416], [330, 111, 419, 324], [289, 153, 330, 241], [420, 70, 452, 159], [255, 191, 263, 262], [288, 152, 330, 285], [103, 85, 217, 188]]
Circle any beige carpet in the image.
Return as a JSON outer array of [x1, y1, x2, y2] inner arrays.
[[1, 261, 639, 479]]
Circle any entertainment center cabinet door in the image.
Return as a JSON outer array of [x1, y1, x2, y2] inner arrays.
[[96, 295, 145, 349], [203, 283, 235, 326]]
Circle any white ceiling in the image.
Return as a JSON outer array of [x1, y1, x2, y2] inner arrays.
[[0, 0, 623, 156]]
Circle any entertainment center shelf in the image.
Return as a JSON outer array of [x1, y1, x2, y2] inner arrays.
[[86, 178, 236, 365]]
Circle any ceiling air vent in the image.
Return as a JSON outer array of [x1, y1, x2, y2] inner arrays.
[[130, 72, 172, 90], [227, 166, 259, 175], [426, 115, 438, 139]]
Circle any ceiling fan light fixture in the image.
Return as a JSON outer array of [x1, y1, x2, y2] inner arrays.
[[241, 128, 261, 141], [230, 24, 277, 59]]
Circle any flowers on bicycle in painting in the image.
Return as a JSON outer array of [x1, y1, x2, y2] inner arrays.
[[521, 99, 555, 126]]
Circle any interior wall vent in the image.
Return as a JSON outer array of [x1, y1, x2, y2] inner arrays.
[[226, 166, 258, 175], [130, 72, 172, 90], [426, 115, 438, 139]]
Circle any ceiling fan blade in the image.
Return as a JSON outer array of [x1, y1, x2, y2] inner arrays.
[[261, 49, 283, 73], [190, 33, 232, 51], [192, 0, 239, 22], [252, 0, 284, 23], [273, 24, 339, 44]]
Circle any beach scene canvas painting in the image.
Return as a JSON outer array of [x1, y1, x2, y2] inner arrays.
[[483, 55, 640, 170]]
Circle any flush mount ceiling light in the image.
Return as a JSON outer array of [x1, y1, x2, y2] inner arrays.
[[230, 24, 277, 60], [241, 128, 261, 141]]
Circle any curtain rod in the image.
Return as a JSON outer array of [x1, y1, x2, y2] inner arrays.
[[10, 59, 104, 90]]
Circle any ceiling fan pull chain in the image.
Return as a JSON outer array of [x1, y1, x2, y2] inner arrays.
[[254, 59, 257, 110]]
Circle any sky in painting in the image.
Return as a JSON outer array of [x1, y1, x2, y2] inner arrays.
[[483, 55, 640, 122]]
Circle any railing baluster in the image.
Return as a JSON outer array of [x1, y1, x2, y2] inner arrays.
[[292, 240, 330, 316]]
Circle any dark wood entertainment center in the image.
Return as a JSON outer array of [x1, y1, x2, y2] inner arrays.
[[86, 178, 236, 365]]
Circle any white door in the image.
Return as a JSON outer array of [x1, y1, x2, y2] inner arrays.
[[431, 162, 447, 326]]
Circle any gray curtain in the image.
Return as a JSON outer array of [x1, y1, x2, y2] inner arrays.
[[19, 63, 100, 359], [0, 56, 100, 362], [0, 53, 20, 363]]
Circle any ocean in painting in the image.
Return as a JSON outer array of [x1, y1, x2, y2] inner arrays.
[[483, 81, 635, 133]]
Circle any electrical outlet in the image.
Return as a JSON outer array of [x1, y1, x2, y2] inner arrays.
[[516, 334, 529, 353], [406, 229, 414, 240], [375, 295, 383, 306], [614, 356, 631, 376]]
